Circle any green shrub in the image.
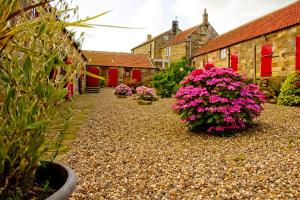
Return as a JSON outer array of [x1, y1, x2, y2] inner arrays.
[[152, 58, 194, 97], [100, 79, 105, 88], [278, 72, 300, 106]]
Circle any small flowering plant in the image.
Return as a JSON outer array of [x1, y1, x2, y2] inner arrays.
[[136, 86, 157, 101], [173, 64, 266, 134], [114, 84, 132, 96]]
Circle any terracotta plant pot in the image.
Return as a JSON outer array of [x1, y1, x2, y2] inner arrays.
[[138, 100, 152, 105], [35, 162, 76, 200]]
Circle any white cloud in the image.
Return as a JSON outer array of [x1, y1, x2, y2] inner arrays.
[[130, 0, 164, 43]]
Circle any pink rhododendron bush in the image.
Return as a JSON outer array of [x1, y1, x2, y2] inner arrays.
[[136, 86, 158, 101], [114, 84, 132, 96], [173, 64, 266, 134]]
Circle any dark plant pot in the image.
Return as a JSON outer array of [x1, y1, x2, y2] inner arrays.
[[35, 162, 76, 200], [138, 100, 152, 105], [117, 94, 127, 98]]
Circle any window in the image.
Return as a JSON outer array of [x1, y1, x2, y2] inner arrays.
[[166, 46, 171, 57], [100, 67, 108, 77], [164, 35, 169, 41], [124, 68, 131, 77], [220, 48, 227, 59]]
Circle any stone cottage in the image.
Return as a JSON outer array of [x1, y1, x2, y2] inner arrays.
[[192, 1, 300, 82], [161, 9, 218, 64], [131, 21, 181, 69], [83, 51, 157, 87]]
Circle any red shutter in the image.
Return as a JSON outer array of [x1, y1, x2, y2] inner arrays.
[[296, 36, 300, 71], [261, 44, 272, 77], [230, 53, 238, 72]]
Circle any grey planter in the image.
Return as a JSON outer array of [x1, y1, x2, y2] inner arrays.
[[138, 100, 152, 105], [36, 162, 76, 200]]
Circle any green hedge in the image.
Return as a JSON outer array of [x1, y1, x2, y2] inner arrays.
[[152, 58, 194, 97], [278, 72, 300, 106]]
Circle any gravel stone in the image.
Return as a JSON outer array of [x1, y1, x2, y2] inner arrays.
[[61, 88, 300, 199]]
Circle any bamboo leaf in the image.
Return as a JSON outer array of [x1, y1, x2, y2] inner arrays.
[[23, 56, 32, 81], [26, 120, 48, 130]]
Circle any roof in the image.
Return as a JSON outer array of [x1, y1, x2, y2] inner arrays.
[[131, 29, 180, 50], [194, 1, 300, 57], [63, 28, 88, 62], [168, 25, 198, 46], [82, 51, 156, 69]]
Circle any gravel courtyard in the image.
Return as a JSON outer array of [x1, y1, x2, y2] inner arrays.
[[63, 88, 300, 199]]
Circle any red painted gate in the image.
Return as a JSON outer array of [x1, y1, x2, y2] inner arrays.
[[132, 69, 142, 83], [261, 44, 273, 77], [87, 66, 100, 87], [296, 36, 300, 71], [108, 68, 118, 87], [230, 53, 238, 72]]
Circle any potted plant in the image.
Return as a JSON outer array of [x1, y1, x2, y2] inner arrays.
[[135, 86, 158, 105], [114, 84, 132, 98], [0, 1, 106, 199]]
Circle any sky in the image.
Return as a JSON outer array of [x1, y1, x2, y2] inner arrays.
[[68, 0, 295, 53]]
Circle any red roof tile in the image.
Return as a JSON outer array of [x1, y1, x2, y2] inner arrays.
[[82, 51, 155, 69], [194, 1, 300, 56], [168, 25, 198, 46]]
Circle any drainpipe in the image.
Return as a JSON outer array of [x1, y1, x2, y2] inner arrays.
[[253, 44, 257, 84], [227, 47, 231, 68]]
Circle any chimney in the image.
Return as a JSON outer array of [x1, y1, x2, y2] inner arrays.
[[203, 8, 208, 27], [147, 34, 152, 41], [172, 19, 178, 35]]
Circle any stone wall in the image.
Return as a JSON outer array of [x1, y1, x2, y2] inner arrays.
[[193, 25, 300, 80], [99, 67, 157, 86], [132, 29, 179, 60], [131, 41, 153, 58], [162, 23, 218, 64]]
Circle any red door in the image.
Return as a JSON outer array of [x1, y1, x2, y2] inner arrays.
[[296, 36, 300, 71], [87, 66, 99, 87], [261, 44, 273, 77], [230, 53, 238, 72], [108, 68, 118, 87], [132, 69, 142, 83]]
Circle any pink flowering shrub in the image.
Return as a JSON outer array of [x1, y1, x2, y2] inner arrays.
[[173, 65, 266, 133], [115, 84, 132, 96], [136, 86, 157, 101]]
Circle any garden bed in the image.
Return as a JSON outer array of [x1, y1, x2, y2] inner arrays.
[[62, 88, 300, 199]]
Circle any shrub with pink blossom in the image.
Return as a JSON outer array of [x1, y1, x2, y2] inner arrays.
[[114, 84, 132, 96], [136, 86, 157, 101], [173, 64, 266, 134]]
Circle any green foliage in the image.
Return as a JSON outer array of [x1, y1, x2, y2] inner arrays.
[[278, 72, 300, 106], [99, 79, 105, 88], [152, 58, 194, 97], [0, 0, 93, 198]]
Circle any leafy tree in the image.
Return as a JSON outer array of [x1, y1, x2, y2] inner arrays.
[[152, 58, 194, 97]]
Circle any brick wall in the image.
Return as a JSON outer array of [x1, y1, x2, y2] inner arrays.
[[193, 24, 300, 80]]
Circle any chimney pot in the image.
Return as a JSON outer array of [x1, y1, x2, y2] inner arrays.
[[147, 34, 152, 40], [203, 8, 208, 27], [172, 19, 179, 35]]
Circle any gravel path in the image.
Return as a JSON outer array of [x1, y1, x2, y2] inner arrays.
[[62, 88, 300, 200]]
